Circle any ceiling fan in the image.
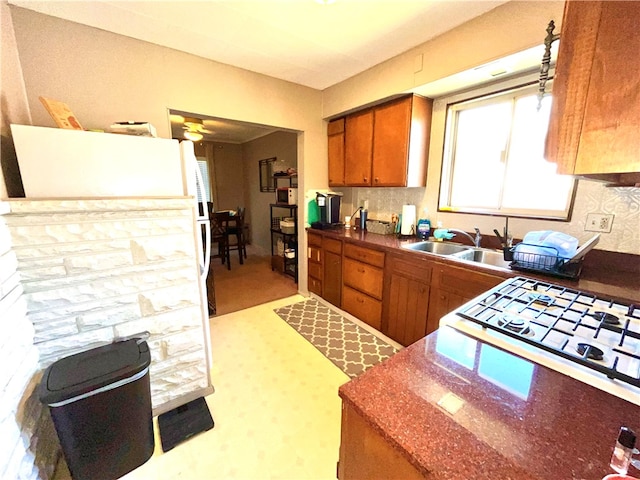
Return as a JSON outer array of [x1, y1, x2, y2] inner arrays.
[[182, 117, 213, 142]]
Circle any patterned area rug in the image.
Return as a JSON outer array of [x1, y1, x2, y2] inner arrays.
[[274, 298, 399, 378]]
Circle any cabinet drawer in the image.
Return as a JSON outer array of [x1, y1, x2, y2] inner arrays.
[[342, 285, 382, 330], [308, 262, 322, 280], [308, 245, 322, 264], [343, 257, 384, 299], [344, 243, 385, 268], [323, 237, 343, 254], [308, 276, 322, 296], [308, 232, 322, 247]]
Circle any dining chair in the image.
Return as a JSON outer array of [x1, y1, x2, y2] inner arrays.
[[226, 207, 247, 265], [211, 211, 231, 270]]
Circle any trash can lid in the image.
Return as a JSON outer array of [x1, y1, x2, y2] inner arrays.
[[39, 339, 151, 405]]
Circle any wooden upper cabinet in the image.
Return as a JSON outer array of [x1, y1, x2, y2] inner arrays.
[[344, 110, 374, 186], [546, 0, 640, 180], [328, 119, 346, 187], [372, 96, 431, 187], [340, 94, 432, 187]]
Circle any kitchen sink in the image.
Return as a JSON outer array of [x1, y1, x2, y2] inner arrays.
[[402, 241, 470, 256], [452, 248, 512, 268]]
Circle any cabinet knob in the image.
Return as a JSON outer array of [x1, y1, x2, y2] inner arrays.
[[357, 297, 364, 304], [363, 176, 368, 182], [357, 267, 365, 274], [374, 177, 379, 183]]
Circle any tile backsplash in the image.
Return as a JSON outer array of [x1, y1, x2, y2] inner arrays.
[[340, 179, 639, 255]]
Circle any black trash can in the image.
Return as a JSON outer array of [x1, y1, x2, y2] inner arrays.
[[39, 339, 154, 480]]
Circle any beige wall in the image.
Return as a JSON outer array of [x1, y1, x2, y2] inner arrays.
[[0, 0, 31, 198], [242, 131, 298, 254], [322, 1, 565, 117]]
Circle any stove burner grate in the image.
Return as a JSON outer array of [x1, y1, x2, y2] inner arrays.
[[576, 343, 604, 361], [455, 277, 640, 388], [589, 311, 621, 326], [528, 292, 554, 304]]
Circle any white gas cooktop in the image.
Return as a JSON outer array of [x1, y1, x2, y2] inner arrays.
[[441, 276, 640, 406]]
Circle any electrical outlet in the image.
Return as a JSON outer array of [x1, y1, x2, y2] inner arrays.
[[585, 213, 614, 233]]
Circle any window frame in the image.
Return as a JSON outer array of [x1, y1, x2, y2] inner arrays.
[[438, 77, 577, 221]]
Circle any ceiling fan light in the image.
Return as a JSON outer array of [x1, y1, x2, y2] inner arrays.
[[184, 130, 203, 142]]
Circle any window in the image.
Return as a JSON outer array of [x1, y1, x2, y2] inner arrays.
[[196, 159, 211, 203], [439, 83, 576, 220]]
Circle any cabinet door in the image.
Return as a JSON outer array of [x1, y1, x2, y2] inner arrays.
[[323, 251, 342, 307], [338, 402, 424, 480], [427, 288, 465, 334], [385, 272, 430, 347], [328, 119, 346, 187], [546, 1, 640, 176], [371, 97, 411, 186], [344, 110, 373, 186]]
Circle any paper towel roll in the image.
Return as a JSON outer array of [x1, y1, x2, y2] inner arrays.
[[401, 205, 416, 235]]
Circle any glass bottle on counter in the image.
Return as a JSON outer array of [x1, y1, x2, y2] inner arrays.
[[610, 426, 636, 474]]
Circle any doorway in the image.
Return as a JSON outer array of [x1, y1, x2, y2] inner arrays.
[[168, 109, 300, 314]]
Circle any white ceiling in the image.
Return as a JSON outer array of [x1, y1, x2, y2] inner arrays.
[[11, 0, 537, 143]]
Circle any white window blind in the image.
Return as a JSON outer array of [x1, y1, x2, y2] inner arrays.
[[196, 159, 211, 203]]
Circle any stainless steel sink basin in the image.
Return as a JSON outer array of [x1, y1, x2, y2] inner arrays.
[[402, 241, 470, 256], [452, 248, 511, 268]]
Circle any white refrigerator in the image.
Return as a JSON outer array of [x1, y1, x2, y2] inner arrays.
[[10, 124, 214, 407]]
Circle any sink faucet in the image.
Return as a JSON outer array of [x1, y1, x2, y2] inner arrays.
[[447, 228, 482, 247]]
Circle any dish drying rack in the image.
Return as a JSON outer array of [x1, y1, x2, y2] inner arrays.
[[503, 244, 583, 280]]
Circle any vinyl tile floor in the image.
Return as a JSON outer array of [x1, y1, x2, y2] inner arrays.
[[54, 295, 350, 480]]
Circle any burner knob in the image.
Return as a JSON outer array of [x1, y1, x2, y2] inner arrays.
[[628, 304, 637, 316]]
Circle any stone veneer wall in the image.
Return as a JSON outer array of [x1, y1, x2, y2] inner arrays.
[[1, 198, 212, 479], [0, 201, 58, 480]]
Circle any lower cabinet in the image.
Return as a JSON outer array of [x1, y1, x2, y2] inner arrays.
[[427, 262, 504, 329], [342, 285, 383, 330], [338, 402, 423, 480], [307, 232, 343, 307], [382, 253, 433, 347], [324, 250, 342, 306], [306, 230, 507, 345], [342, 244, 385, 330]]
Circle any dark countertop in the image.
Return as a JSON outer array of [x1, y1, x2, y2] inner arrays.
[[307, 227, 640, 303], [338, 326, 640, 480]]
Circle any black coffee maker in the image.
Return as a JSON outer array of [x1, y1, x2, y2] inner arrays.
[[312, 192, 342, 229]]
